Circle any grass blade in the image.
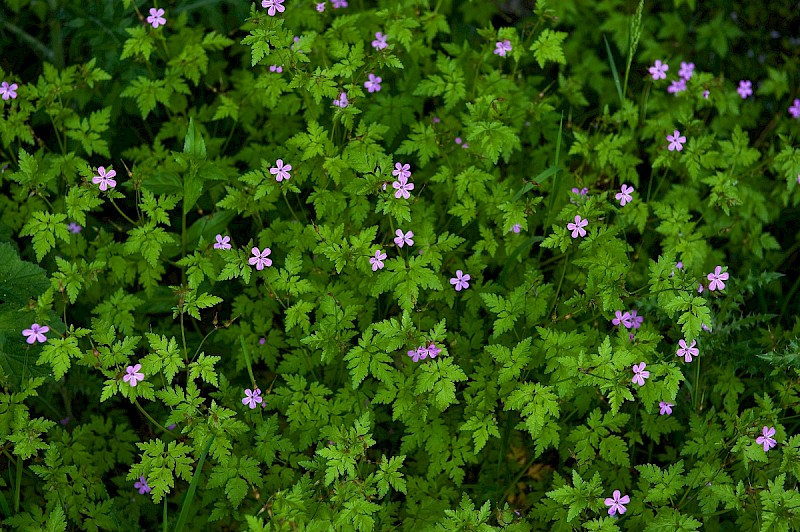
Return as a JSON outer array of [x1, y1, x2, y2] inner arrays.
[[604, 35, 624, 105], [173, 435, 215, 532]]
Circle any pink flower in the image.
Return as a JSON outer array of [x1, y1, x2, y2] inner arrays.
[[22, 323, 49, 344], [631, 362, 650, 386], [259, 337, 266, 345], [668, 78, 687, 94], [392, 162, 411, 180], [123, 364, 144, 386], [703, 90, 710, 99], [364, 73, 382, 93], [372, 32, 388, 50], [615, 184, 634, 206], [604, 490, 630, 516], [261, 0, 285, 16], [270, 159, 292, 182], [146, 8, 166, 28], [214, 234, 231, 250], [92, 166, 117, 191], [427, 343, 442, 358], [667, 130, 686, 151], [494, 40, 512, 57], [570, 187, 588, 204], [369, 250, 386, 271], [68, 222, 82, 234], [649, 60, 668, 80], [0, 81, 18, 100], [333, 92, 349, 108], [511, 224, 521, 233], [242, 388, 263, 409], [567, 215, 588, 238], [249, 247, 273, 270], [316, 2, 325, 11], [789, 99, 800, 119], [756, 426, 777, 452], [629, 310, 643, 329], [134, 476, 152, 495], [269, 65, 283, 73], [407, 348, 424, 362], [392, 175, 414, 199], [707, 266, 729, 291], [450, 270, 470, 291], [394, 229, 414, 248], [678, 61, 695, 80], [659, 401, 674, 415], [737, 80, 753, 99], [331, 0, 347, 7], [676, 339, 699, 362], [612, 311, 633, 329]]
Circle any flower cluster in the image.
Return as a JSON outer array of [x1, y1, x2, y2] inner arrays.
[[612, 310, 644, 329], [407, 343, 442, 362]]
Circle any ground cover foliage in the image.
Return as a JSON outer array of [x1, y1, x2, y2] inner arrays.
[[1, 0, 800, 530]]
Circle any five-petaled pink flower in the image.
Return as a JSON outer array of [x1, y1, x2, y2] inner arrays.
[[604, 490, 630, 516], [270, 159, 292, 182], [678, 61, 695, 80], [427, 343, 441, 358], [407, 347, 425, 362], [372, 32, 388, 50], [659, 401, 674, 415], [394, 229, 414, 248], [242, 388, 263, 409], [214, 234, 231, 250], [756, 426, 777, 452], [616, 184, 634, 206], [392, 175, 414, 199], [494, 40, 512, 57], [146, 8, 166, 28], [333, 92, 349, 108], [629, 309, 643, 329], [668, 79, 687, 94], [22, 323, 49, 344], [676, 339, 699, 362], [450, 270, 470, 291], [707, 266, 729, 291], [370, 250, 386, 271], [631, 362, 650, 386], [789, 99, 800, 119], [135, 476, 152, 495], [0, 81, 18, 100], [316, 2, 325, 11], [648, 60, 668, 80], [392, 162, 411, 180], [737, 80, 752, 99], [123, 364, 144, 386], [92, 166, 117, 191], [567, 215, 588, 238], [262, 0, 285, 16], [249, 247, 272, 270], [667, 130, 686, 152], [364, 73, 382, 93], [612, 311, 633, 329]]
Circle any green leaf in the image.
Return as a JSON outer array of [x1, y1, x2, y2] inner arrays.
[[183, 118, 207, 159], [36, 336, 81, 381], [0, 242, 49, 306], [531, 29, 568, 68], [19, 212, 70, 262]]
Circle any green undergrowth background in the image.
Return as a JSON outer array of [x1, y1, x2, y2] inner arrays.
[[1, 0, 800, 530]]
